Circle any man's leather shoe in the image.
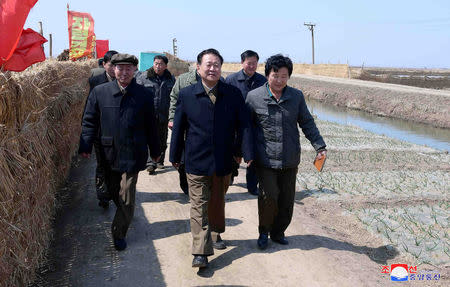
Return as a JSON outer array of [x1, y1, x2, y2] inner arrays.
[[98, 199, 109, 209], [114, 238, 127, 251], [213, 238, 226, 250], [272, 236, 289, 245], [248, 189, 259, 196], [257, 233, 268, 250], [147, 166, 156, 175], [192, 255, 208, 268]]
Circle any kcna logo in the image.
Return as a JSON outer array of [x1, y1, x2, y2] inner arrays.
[[381, 264, 416, 281]]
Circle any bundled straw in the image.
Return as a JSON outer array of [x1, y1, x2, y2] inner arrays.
[[0, 59, 95, 287]]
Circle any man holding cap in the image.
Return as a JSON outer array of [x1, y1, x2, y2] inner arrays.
[[79, 53, 161, 251]]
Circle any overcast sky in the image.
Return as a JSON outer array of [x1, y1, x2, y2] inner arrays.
[[25, 0, 450, 68]]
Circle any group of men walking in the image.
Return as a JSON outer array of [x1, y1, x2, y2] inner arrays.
[[79, 48, 326, 268]]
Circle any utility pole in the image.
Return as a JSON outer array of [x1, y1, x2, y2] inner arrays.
[[304, 22, 316, 64], [172, 38, 178, 58], [49, 34, 52, 58]]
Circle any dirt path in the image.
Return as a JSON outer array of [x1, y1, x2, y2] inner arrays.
[[32, 125, 448, 287]]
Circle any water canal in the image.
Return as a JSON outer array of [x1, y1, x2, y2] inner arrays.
[[306, 99, 450, 152]]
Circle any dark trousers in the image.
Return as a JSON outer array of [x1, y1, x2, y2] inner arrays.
[[186, 173, 231, 255], [256, 166, 298, 239], [104, 168, 138, 240], [94, 142, 111, 202], [246, 164, 258, 193], [147, 120, 168, 167]]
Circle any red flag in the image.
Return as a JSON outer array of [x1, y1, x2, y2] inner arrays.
[[2, 28, 47, 72], [0, 0, 38, 65], [96, 40, 109, 59], [68, 10, 95, 60]]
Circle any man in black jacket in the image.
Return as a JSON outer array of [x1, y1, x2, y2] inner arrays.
[[87, 50, 118, 209], [136, 55, 175, 174], [80, 53, 160, 251], [225, 50, 266, 195]]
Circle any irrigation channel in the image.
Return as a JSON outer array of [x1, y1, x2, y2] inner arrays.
[[306, 99, 450, 152]]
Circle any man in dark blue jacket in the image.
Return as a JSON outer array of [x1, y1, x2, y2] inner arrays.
[[79, 54, 160, 251], [170, 49, 253, 268], [87, 50, 118, 209], [225, 50, 266, 195]]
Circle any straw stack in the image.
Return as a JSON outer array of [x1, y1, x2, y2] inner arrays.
[[0, 59, 95, 286]]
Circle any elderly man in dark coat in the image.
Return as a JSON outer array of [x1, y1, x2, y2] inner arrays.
[[170, 49, 253, 268], [79, 53, 160, 251]]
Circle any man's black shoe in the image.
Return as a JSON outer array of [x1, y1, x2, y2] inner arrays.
[[248, 189, 259, 196], [147, 166, 156, 175], [213, 238, 226, 250], [98, 199, 109, 209], [114, 238, 127, 251], [271, 236, 289, 245], [192, 255, 208, 268], [257, 233, 268, 250]]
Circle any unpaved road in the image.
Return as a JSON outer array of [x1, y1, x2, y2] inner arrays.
[[32, 139, 446, 287]]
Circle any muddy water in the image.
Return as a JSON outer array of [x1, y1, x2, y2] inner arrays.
[[306, 99, 450, 152]]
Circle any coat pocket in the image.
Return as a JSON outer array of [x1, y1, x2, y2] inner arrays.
[[101, 136, 115, 164]]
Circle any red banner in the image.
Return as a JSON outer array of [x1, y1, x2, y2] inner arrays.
[[96, 40, 109, 59], [67, 10, 95, 60], [2, 28, 47, 72], [0, 0, 38, 66]]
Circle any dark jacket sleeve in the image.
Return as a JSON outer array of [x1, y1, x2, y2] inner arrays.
[[235, 92, 254, 162], [79, 88, 100, 154], [297, 91, 326, 151], [145, 91, 161, 158], [169, 89, 187, 163]]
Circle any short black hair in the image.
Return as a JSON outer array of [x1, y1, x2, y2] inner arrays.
[[241, 50, 259, 62], [154, 55, 168, 64], [103, 50, 118, 63], [197, 48, 223, 65], [264, 54, 293, 77], [98, 58, 104, 67]]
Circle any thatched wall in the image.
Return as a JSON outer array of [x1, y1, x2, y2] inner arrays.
[[0, 59, 94, 287]]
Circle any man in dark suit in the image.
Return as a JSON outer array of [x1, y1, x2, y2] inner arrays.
[[87, 50, 118, 209], [225, 50, 266, 195], [170, 49, 253, 268], [80, 53, 160, 251]]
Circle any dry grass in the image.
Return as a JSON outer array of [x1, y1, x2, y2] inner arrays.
[[0, 59, 95, 287]]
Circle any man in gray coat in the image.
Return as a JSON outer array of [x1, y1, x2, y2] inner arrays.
[[246, 54, 326, 250], [136, 55, 175, 174]]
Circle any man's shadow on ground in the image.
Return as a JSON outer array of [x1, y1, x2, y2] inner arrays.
[[197, 235, 398, 277]]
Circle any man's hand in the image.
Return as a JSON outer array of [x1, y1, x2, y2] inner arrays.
[[172, 162, 180, 169], [315, 150, 327, 161], [233, 156, 242, 164], [246, 160, 253, 167], [168, 121, 173, 130], [80, 152, 90, 159]]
